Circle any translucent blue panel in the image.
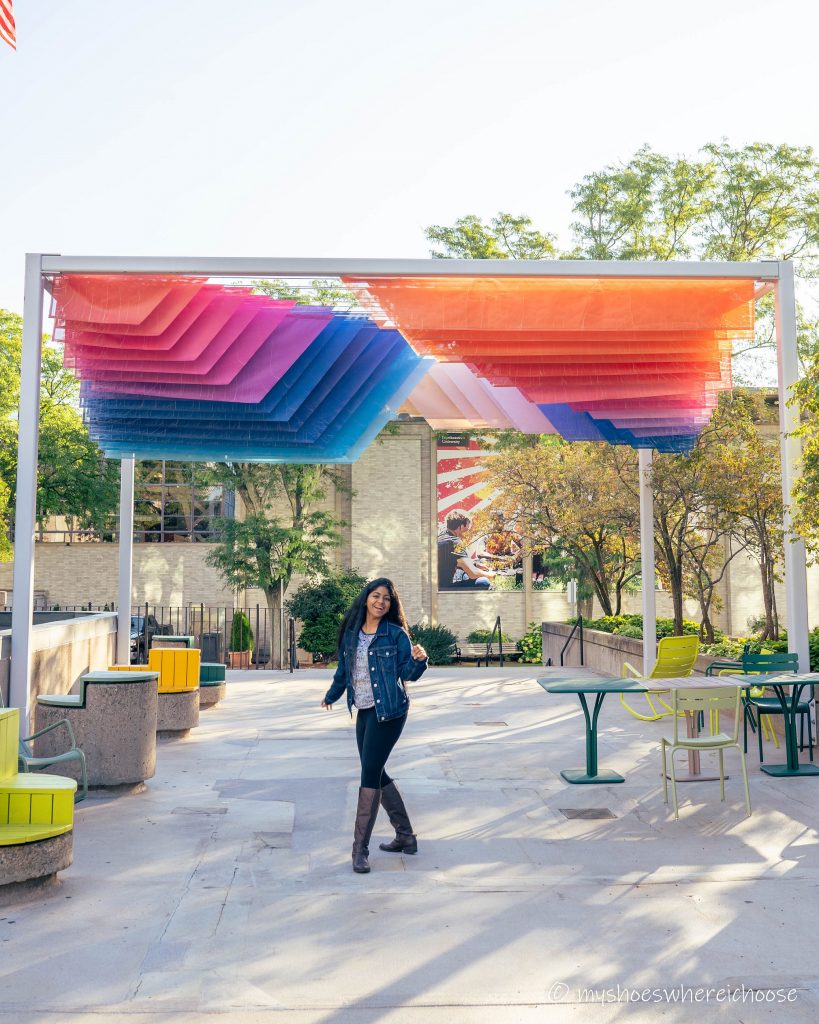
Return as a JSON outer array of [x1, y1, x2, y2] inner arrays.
[[96, 358, 433, 463], [85, 333, 414, 445]]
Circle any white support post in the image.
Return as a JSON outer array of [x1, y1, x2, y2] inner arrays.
[[775, 261, 810, 674], [116, 458, 135, 665], [9, 255, 45, 733], [638, 448, 657, 676]]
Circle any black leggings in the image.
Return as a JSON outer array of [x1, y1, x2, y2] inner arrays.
[[355, 707, 407, 788]]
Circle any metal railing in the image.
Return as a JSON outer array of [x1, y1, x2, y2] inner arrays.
[[129, 603, 276, 669], [560, 615, 585, 667], [288, 617, 298, 673], [483, 615, 505, 668]]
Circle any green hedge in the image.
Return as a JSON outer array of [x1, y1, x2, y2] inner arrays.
[[408, 623, 458, 665], [569, 614, 719, 643]]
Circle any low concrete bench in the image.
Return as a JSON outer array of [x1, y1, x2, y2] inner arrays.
[[1, 708, 77, 892], [111, 648, 200, 738], [35, 670, 158, 789], [199, 662, 227, 709]]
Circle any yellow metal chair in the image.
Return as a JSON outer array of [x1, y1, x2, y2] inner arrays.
[[661, 685, 751, 819], [619, 635, 700, 721]]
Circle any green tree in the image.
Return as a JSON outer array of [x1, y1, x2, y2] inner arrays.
[[0, 310, 120, 540], [206, 463, 345, 667], [285, 567, 368, 657], [0, 475, 12, 562], [482, 436, 641, 616], [708, 393, 783, 639], [0, 310, 22, 417], [425, 213, 557, 260], [790, 356, 819, 561], [569, 146, 713, 260]]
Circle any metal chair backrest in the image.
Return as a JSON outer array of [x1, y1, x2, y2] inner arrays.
[[650, 635, 700, 679], [742, 650, 812, 700], [671, 686, 741, 744], [741, 651, 799, 674]]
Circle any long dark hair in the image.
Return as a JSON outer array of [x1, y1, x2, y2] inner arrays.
[[336, 577, 410, 651]]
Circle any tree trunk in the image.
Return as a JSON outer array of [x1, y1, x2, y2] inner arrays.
[[759, 553, 779, 640], [700, 592, 715, 644], [264, 589, 283, 669]]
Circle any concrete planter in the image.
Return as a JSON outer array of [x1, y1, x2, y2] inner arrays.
[[35, 671, 158, 786], [541, 622, 718, 677], [157, 689, 199, 737]]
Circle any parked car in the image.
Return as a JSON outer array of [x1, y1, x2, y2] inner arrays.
[[130, 615, 172, 662]]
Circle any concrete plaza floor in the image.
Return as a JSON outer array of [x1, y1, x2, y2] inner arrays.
[[2, 665, 819, 1023]]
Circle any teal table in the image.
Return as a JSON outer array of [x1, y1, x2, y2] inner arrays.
[[538, 678, 653, 784], [731, 672, 819, 778]]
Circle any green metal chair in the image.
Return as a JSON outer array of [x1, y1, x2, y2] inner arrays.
[[739, 651, 810, 764], [18, 719, 88, 802], [1, 691, 88, 802], [661, 685, 751, 819]]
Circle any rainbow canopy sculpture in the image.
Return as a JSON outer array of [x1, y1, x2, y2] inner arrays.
[[52, 272, 756, 460]]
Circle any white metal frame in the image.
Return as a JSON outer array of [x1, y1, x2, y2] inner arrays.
[[9, 255, 807, 730]]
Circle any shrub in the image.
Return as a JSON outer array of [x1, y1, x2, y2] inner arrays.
[[517, 622, 543, 664], [408, 623, 457, 665], [285, 567, 368, 657], [467, 627, 513, 644], [298, 614, 342, 657], [230, 611, 254, 652], [570, 613, 717, 642]]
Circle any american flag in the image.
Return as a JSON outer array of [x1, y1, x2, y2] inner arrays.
[[0, 0, 15, 50]]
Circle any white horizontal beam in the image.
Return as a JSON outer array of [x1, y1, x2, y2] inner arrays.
[[39, 255, 781, 280]]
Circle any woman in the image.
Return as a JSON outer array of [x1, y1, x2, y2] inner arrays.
[[321, 578, 428, 873]]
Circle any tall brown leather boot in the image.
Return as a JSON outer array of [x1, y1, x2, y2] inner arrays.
[[378, 781, 418, 854], [352, 786, 381, 873]]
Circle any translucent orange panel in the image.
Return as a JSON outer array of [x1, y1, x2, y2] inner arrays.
[[342, 276, 756, 338]]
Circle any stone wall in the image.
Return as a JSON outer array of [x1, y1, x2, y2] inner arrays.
[[541, 622, 717, 677], [0, 543, 236, 610], [0, 612, 117, 706]]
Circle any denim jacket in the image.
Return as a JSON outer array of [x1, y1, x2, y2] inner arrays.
[[323, 619, 428, 722]]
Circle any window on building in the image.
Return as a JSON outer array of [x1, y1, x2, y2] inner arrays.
[[132, 462, 232, 543]]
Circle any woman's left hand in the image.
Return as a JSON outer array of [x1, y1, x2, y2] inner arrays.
[[411, 643, 427, 661]]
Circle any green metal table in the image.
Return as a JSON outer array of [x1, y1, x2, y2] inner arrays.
[[731, 672, 819, 778], [538, 678, 653, 784]]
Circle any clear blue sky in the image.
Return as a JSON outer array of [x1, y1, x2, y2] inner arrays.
[[1, 0, 818, 321]]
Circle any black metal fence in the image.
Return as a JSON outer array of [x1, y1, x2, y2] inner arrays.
[[129, 603, 284, 669]]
